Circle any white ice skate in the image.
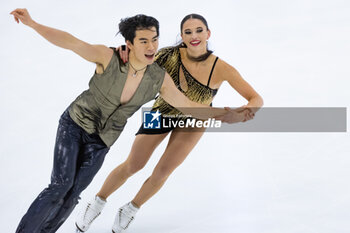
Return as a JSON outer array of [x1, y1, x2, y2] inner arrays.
[[75, 196, 106, 232], [112, 202, 139, 233]]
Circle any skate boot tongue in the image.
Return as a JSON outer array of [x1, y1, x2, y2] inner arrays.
[[113, 202, 139, 232], [75, 196, 106, 232]]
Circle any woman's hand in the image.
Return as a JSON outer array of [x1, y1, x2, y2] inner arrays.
[[10, 8, 35, 27], [118, 45, 129, 63], [214, 106, 254, 124], [237, 105, 255, 122]]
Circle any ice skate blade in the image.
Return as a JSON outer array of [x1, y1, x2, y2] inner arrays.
[[75, 223, 84, 233], [112, 227, 123, 233]]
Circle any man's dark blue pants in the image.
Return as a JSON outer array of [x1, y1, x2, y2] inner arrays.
[[16, 109, 109, 233]]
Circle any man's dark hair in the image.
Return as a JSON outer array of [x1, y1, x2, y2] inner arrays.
[[118, 14, 159, 44]]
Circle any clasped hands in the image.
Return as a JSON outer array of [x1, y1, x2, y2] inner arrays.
[[215, 106, 255, 124]]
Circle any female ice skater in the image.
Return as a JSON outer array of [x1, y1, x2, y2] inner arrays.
[[10, 9, 235, 233], [75, 14, 264, 233]]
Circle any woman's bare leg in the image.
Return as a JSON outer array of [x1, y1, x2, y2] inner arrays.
[[131, 128, 205, 207], [96, 133, 169, 200]]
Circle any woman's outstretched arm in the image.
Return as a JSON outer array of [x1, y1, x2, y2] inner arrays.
[[219, 60, 264, 111], [214, 59, 264, 123]]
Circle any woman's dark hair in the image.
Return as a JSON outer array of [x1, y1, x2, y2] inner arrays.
[[180, 13, 209, 32], [179, 13, 213, 62], [118, 14, 159, 44]]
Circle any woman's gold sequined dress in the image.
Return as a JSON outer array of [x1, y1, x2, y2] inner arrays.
[[152, 46, 218, 117]]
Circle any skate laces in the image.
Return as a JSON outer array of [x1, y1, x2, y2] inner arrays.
[[83, 203, 101, 224], [118, 206, 136, 229]]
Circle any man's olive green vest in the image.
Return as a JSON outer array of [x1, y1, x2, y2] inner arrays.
[[69, 48, 165, 147]]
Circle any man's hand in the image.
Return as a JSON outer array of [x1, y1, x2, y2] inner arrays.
[[10, 8, 35, 27]]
